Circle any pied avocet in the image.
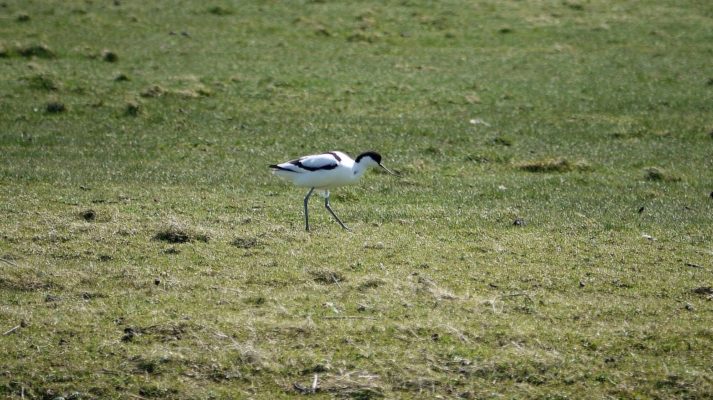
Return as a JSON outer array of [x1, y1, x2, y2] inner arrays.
[[269, 151, 396, 231]]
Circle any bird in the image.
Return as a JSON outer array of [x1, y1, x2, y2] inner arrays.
[[269, 151, 396, 231]]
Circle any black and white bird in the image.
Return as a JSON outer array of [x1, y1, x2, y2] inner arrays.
[[269, 151, 396, 231]]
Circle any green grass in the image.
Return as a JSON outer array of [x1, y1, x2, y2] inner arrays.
[[1, 0, 712, 398]]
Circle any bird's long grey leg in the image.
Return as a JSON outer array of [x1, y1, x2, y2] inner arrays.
[[304, 188, 315, 231], [324, 191, 350, 231]]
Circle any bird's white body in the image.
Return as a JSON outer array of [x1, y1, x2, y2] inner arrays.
[[269, 150, 394, 231], [270, 151, 376, 189]]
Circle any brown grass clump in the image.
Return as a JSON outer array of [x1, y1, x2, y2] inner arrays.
[[172, 85, 212, 98], [358, 277, 385, 291], [231, 237, 260, 249], [140, 83, 211, 99], [140, 85, 166, 98], [644, 167, 681, 182], [516, 158, 590, 173], [24, 73, 61, 91], [310, 269, 346, 285], [16, 43, 56, 58], [154, 223, 209, 243]]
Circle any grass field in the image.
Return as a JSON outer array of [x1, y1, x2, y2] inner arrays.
[[1, 0, 712, 398]]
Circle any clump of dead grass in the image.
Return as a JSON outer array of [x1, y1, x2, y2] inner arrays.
[[310, 269, 346, 285], [231, 237, 260, 249], [358, 277, 386, 291], [140, 85, 166, 98], [11, 43, 56, 58], [644, 167, 681, 182], [516, 157, 591, 173], [414, 274, 458, 300], [140, 83, 211, 99], [23, 72, 61, 91], [153, 222, 209, 243]]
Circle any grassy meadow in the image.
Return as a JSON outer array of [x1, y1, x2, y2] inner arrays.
[[1, 0, 712, 398]]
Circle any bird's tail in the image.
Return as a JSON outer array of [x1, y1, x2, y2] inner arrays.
[[269, 164, 297, 173]]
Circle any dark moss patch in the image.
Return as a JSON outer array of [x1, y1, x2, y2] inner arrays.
[[17, 43, 56, 58], [154, 228, 190, 243], [0, 276, 59, 292], [491, 136, 513, 146], [102, 50, 119, 62], [232, 237, 260, 248], [24, 73, 61, 91], [564, 1, 585, 11], [45, 101, 66, 113], [517, 158, 590, 173], [692, 287, 712, 296], [208, 6, 233, 15], [194, 234, 210, 243], [154, 224, 209, 243], [80, 209, 96, 221], [347, 31, 382, 43], [125, 101, 141, 116]]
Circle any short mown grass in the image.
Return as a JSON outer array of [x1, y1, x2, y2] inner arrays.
[[1, 0, 712, 398]]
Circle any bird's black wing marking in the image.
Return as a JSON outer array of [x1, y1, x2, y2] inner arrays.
[[327, 152, 342, 162], [289, 154, 339, 171], [289, 160, 338, 171]]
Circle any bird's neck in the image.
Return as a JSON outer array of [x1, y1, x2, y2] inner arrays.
[[352, 162, 369, 179]]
